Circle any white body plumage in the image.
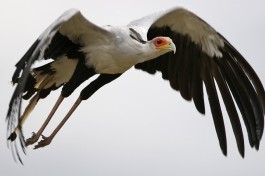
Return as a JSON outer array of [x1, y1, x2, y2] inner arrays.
[[83, 26, 174, 74]]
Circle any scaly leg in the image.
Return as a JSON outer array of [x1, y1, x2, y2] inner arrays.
[[26, 61, 96, 146], [34, 97, 81, 149], [34, 73, 122, 149], [25, 95, 64, 146]]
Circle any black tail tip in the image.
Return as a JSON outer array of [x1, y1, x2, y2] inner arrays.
[[7, 132, 17, 141]]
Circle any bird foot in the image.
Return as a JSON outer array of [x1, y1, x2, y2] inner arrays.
[[34, 135, 52, 149], [25, 132, 40, 146]]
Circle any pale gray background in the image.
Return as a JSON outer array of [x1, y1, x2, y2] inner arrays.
[[1, 0, 265, 175]]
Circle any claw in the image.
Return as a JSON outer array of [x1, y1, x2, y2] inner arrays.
[[34, 135, 52, 149], [25, 132, 39, 146], [41, 135, 47, 139]]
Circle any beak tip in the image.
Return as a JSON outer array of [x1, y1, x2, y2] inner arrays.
[[172, 44, 176, 54]]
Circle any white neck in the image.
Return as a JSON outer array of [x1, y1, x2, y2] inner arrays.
[[82, 26, 166, 74]]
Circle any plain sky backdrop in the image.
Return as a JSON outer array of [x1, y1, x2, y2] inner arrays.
[[1, 0, 265, 175]]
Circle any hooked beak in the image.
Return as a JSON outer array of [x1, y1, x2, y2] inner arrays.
[[158, 40, 176, 54], [168, 42, 176, 54]]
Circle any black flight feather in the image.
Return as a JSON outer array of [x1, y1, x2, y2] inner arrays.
[[135, 24, 264, 156], [212, 58, 245, 156]]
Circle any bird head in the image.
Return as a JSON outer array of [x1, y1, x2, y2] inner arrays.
[[152, 37, 176, 54]]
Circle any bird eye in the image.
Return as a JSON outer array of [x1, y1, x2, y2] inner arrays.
[[153, 37, 167, 47], [156, 40, 162, 45], [153, 37, 166, 47]]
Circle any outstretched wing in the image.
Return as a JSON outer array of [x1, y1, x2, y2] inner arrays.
[[7, 9, 110, 163], [134, 8, 265, 157]]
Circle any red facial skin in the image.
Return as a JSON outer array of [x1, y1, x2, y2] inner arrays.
[[153, 37, 168, 48]]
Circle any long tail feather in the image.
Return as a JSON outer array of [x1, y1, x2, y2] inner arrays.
[[8, 93, 40, 141]]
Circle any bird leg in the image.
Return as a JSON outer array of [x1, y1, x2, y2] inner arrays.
[[26, 61, 96, 146], [34, 97, 82, 149], [25, 95, 64, 146], [33, 73, 122, 149]]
